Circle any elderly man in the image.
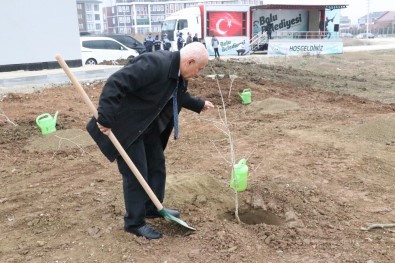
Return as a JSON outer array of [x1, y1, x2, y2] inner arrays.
[[87, 42, 214, 239]]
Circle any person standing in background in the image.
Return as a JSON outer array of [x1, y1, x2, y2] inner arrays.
[[186, 32, 192, 45], [163, 33, 171, 51], [143, 32, 154, 52], [193, 33, 198, 42], [211, 34, 220, 59], [266, 22, 273, 40], [177, 32, 185, 51], [153, 35, 161, 51]]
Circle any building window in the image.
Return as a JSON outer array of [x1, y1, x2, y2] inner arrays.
[[86, 14, 93, 22], [94, 4, 99, 11], [96, 24, 101, 30], [77, 4, 82, 10], [86, 4, 92, 11], [95, 14, 100, 20]]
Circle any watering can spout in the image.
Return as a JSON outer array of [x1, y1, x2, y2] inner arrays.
[[54, 111, 59, 122]]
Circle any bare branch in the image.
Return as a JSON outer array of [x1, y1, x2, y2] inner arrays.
[[0, 109, 17, 126], [209, 139, 231, 165], [227, 71, 237, 99], [52, 135, 88, 158], [361, 223, 395, 231], [210, 65, 241, 223]]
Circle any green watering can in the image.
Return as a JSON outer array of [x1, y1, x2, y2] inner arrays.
[[230, 159, 249, 192], [36, 111, 58, 135], [238, 89, 252, 105]]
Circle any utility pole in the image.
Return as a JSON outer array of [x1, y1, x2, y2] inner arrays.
[[366, 0, 370, 37]]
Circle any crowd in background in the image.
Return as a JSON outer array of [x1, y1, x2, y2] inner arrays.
[[143, 31, 203, 52]]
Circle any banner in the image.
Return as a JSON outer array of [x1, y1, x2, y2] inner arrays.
[[206, 37, 249, 56], [252, 10, 308, 36], [268, 40, 343, 56], [207, 11, 245, 37], [323, 9, 340, 39]]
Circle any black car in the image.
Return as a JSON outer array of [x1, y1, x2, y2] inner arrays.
[[99, 34, 145, 54]]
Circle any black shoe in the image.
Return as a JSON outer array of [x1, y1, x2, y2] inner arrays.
[[125, 224, 162, 239], [146, 208, 181, 219]]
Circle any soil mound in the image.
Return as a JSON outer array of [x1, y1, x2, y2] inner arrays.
[[249, 97, 300, 113], [23, 128, 95, 152], [352, 115, 395, 144]]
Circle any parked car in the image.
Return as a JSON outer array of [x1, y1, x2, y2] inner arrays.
[[80, 36, 139, 65], [98, 34, 146, 54], [340, 32, 353, 38], [356, 33, 375, 39]]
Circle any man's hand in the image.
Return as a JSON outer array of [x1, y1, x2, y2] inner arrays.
[[202, 101, 215, 111], [97, 123, 111, 136]]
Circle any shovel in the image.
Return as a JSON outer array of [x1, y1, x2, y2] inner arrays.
[[55, 54, 196, 231]]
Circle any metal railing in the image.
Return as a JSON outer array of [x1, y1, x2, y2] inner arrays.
[[272, 31, 340, 40], [249, 32, 268, 53], [340, 26, 395, 38]]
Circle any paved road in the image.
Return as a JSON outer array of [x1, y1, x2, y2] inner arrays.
[[0, 65, 122, 95], [1, 38, 395, 95]]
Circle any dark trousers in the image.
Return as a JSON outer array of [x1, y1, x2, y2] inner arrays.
[[214, 48, 220, 58], [116, 121, 166, 228]]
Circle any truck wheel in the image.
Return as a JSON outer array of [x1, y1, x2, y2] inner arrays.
[[85, 58, 97, 65]]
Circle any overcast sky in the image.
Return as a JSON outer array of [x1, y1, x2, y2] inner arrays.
[[341, 0, 395, 23]]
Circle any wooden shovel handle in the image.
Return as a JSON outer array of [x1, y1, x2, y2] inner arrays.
[[55, 54, 163, 210]]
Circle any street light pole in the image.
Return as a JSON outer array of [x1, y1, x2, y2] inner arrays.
[[366, 0, 370, 37], [124, 9, 127, 34]]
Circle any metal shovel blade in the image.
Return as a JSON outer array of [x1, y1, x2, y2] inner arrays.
[[159, 209, 196, 231]]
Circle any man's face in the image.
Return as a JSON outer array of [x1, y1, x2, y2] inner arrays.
[[181, 59, 207, 80]]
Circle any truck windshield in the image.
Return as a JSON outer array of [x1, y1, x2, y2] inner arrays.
[[162, 20, 176, 31]]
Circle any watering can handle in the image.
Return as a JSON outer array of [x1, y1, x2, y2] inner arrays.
[[36, 113, 50, 125], [243, 89, 251, 92], [238, 159, 247, 166], [55, 54, 164, 211]]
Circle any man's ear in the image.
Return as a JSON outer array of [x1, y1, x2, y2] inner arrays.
[[188, 58, 195, 66]]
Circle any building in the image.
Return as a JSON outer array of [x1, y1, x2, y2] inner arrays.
[[357, 11, 385, 29], [101, 0, 262, 35], [339, 15, 351, 31], [77, 0, 104, 34], [369, 11, 395, 31], [0, 0, 81, 72]]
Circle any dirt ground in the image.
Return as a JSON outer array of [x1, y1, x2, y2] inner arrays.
[[1, 49, 395, 263]]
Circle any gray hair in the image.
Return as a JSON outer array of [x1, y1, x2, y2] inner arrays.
[[180, 42, 208, 65]]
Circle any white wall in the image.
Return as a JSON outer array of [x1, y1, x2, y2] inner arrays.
[[0, 0, 81, 65]]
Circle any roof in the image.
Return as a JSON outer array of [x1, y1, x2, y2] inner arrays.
[[252, 0, 348, 10], [260, 0, 348, 5]]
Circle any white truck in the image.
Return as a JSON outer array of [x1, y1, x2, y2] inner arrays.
[[161, 3, 344, 56], [161, 5, 251, 55]]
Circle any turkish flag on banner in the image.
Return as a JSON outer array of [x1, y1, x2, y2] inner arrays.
[[207, 12, 244, 37]]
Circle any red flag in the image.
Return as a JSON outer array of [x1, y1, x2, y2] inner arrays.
[[208, 12, 244, 37]]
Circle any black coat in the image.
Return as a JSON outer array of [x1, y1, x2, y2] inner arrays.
[[87, 51, 205, 162]]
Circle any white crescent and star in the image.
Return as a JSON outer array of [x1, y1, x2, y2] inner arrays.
[[215, 18, 232, 35]]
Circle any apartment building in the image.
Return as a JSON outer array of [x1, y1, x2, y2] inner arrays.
[[89, 0, 262, 35], [77, 0, 104, 34]]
